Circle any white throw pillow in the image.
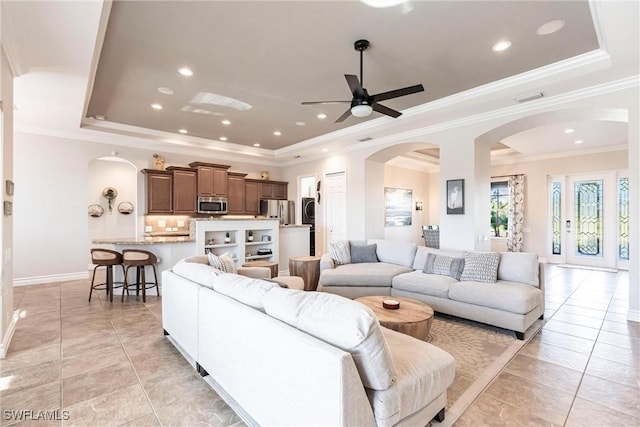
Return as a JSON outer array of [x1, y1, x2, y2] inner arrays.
[[329, 240, 351, 265], [263, 288, 395, 390], [460, 252, 500, 283], [208, 252, 237, 274]]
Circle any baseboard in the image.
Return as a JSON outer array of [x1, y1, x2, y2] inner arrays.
[[13, 271, 89, 287], [627, 309, 640, 323], [0, 309, 19, 359]]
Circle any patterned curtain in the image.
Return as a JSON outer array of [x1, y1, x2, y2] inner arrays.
[[507, 175, 525, 252]]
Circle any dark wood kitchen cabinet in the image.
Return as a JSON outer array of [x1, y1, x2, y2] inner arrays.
[[227, 172, 247, 214], [142, 169, 173, 214], [167, 167, 197, 214], [244, 179, 260, 214], [189, 162, 230, 197]]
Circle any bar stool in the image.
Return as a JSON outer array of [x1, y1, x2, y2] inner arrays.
[[89, 249, 125, 303], [122, 249, 160, 303]]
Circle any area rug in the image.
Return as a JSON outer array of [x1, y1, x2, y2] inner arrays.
[[427, 314, 542, 426]]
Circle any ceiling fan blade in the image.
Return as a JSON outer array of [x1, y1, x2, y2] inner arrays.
[[372, 102, 402, 118], [335, 108, 352, 123], [301, 100, 351, 105], [345, 74, 365, 98], [372, 84, 424, 103]]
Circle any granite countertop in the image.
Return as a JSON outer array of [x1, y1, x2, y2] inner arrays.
[[190, 217, 278, 221], [92, 236, 195, 245], [280, 224, 312, 228]]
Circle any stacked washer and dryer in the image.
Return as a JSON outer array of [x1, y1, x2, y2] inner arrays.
[[301, 197, 315, 256]]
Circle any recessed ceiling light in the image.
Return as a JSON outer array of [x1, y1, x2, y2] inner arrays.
[[295, 121, 306, 126], [219, 136, 228, 141], [317, 113, 327, 119], [158, 87, 174, 95], [221, 119, 231, 125], [273, 131, 282, 136], [360, 0, 406, 8], [253, 143, 261, 147], [574, 140, 583, 144], [93, 114, 106, 120], [536, 19, 566, 36], [564, 128, 575, 134], [178, 67, 193, 77], [322, 148, 328, 152], [178, 129, 188, 134], [492, 40, 512, 52], [150, 103, 163, 110]]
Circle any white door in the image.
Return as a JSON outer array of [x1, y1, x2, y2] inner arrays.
[[549, 173, 626, 269], [325, 171, 347, 250]]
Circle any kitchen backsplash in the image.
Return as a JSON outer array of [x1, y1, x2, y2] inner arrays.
[[144, 215, 191, 236]]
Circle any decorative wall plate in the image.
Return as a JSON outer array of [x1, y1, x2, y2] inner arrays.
[[118, 201, 134, 215], [88, 204, 104, 217]]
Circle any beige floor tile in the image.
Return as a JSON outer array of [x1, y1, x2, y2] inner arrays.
[[597, 330, 640, 350], [550, 311, 605, 329], [586, 355, 640, 389], [533, 328, 595, 354], [119, 413, 161, 427], [485, 372, 574, 425], [61, 331, 121, 358], [555, 304, 606, 319], [566, 397, 640, 427], [4, 332, 60, 356], [577, 374, 640, 418], [605, 311, 631, 324], [543, 319, 600, 340], [0, 381, 61, 427], [61, 344, 129, 379], [505, 354, 583, 395], [592, 341, 638, 367], [565, 299, 611, 311], [62, 362, 138, 407], [453, 393, 556, 427], [143, 371, 223, 411], [0, 360, 61, 398], [520, 339, 590, 372], [63, 383, 153, 427], [128, 351, 195, 382], [601, 320, 640, 337], [0, 342, 60, 371]]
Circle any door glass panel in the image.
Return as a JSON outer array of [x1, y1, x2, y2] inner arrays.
[[574, 180, 603, 257], [551, 181, 562, 255], [618, 177, 629, 261]]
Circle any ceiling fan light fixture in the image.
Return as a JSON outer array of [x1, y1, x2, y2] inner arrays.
[[351, 104, 373, 117]]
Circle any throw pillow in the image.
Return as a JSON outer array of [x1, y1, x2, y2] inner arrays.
[[423, 253, 465, 280], [207, 252, 237, 274], [460, 252, 500, 283], [329, 240, 351, 265], [350, 243, 378, 263]]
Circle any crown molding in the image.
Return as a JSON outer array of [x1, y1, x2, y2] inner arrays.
[[1, 6, 26, 77], [491, 144, 627, 166]]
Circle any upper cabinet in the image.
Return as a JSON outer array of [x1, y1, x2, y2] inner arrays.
[[189, 162, 230, 197], [259, 181, 288, 200], [227, 172, 247, 214], [244, 180, 260, 214], [142, 169, 173, 214], [167, 167, 197, 214]]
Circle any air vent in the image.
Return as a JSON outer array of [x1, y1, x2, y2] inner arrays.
[[358, 137, 373, 142], [515, 92, 544, 103]]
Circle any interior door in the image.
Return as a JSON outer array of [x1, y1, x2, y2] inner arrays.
[[325, 171, 347, 250]]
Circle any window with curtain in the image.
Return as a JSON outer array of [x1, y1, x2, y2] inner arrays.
[[490, 181, 509, 237]]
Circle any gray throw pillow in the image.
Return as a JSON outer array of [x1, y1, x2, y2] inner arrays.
[[460, 252, 501, 283], [350, 243, 378, 263], [423, 253, 465, 280]]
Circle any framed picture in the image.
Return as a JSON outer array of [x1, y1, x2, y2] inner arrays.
[[446, 179, 465, 215], [5, 180, 14, 196], [384, 187, 412, 226]]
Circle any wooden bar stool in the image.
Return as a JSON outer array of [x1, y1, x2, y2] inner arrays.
[[122, 249, 160, 303], [89, 249, 125, 303]]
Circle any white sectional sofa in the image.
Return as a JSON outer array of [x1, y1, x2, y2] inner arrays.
[[318, 239, 545, 340], [162, 256, 456, 426]]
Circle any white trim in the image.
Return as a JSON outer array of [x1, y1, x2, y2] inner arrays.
[[627, 309, 640, 323], [13, 271, 89, 287], [0, 310, 19, 359], [0, 9, 26, 77]]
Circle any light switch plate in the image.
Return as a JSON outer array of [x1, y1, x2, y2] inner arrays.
[[145, 226, 153, 232], [158, 220, 167, 228]]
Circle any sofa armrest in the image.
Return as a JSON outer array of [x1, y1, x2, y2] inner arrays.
[[320, 253, 335, 272], [238, 266, 271, 279]]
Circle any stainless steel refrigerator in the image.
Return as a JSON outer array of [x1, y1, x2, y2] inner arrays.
[[260, 200, 295, 225]]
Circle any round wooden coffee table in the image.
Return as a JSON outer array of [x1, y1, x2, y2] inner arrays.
[[355, 296, 434, 341]]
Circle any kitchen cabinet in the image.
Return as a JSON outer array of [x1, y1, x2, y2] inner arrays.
[[167, 167, 197, 214], [245, 179, 260, 214], [258, 180, 288, 200], [142, 169, 173, 214], [227, 172, 247, 214], [189, 162, 230, 197]]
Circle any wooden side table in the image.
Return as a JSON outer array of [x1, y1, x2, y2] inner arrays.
[[355, 296, 434, 341], [242, 261, 278, 278], [288, 255, 321, 291]]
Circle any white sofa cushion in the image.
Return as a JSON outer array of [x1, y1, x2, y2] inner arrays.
[[498, 252, 539, 287], [320, 262, 413, 287], [412, 246, 466, 270], [391, 271, 456, 298], [172, 260, 223, 289], [329, 240, 351, 265], [212, 273, 278, 311], [460, 252, 501, 283], [263, 287, 395, 391], [448, 280, 543, 314], [368, 239, 417, 268], [367, 328, 456, 427]]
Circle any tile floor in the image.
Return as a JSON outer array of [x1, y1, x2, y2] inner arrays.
[[0, 265, 638, 426]]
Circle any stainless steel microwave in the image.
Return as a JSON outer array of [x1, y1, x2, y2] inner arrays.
[[197, 196, 228, 214]]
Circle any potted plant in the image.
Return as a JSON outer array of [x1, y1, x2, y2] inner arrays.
[[224, 232, 231, 243], [248, 230, 254, 242]]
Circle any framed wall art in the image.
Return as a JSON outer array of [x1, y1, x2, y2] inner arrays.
[[384, 187, 412, 226], [446, 179, 465, 215]]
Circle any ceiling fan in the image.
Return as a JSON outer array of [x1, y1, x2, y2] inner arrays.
[[302, 39, 425, 123]]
